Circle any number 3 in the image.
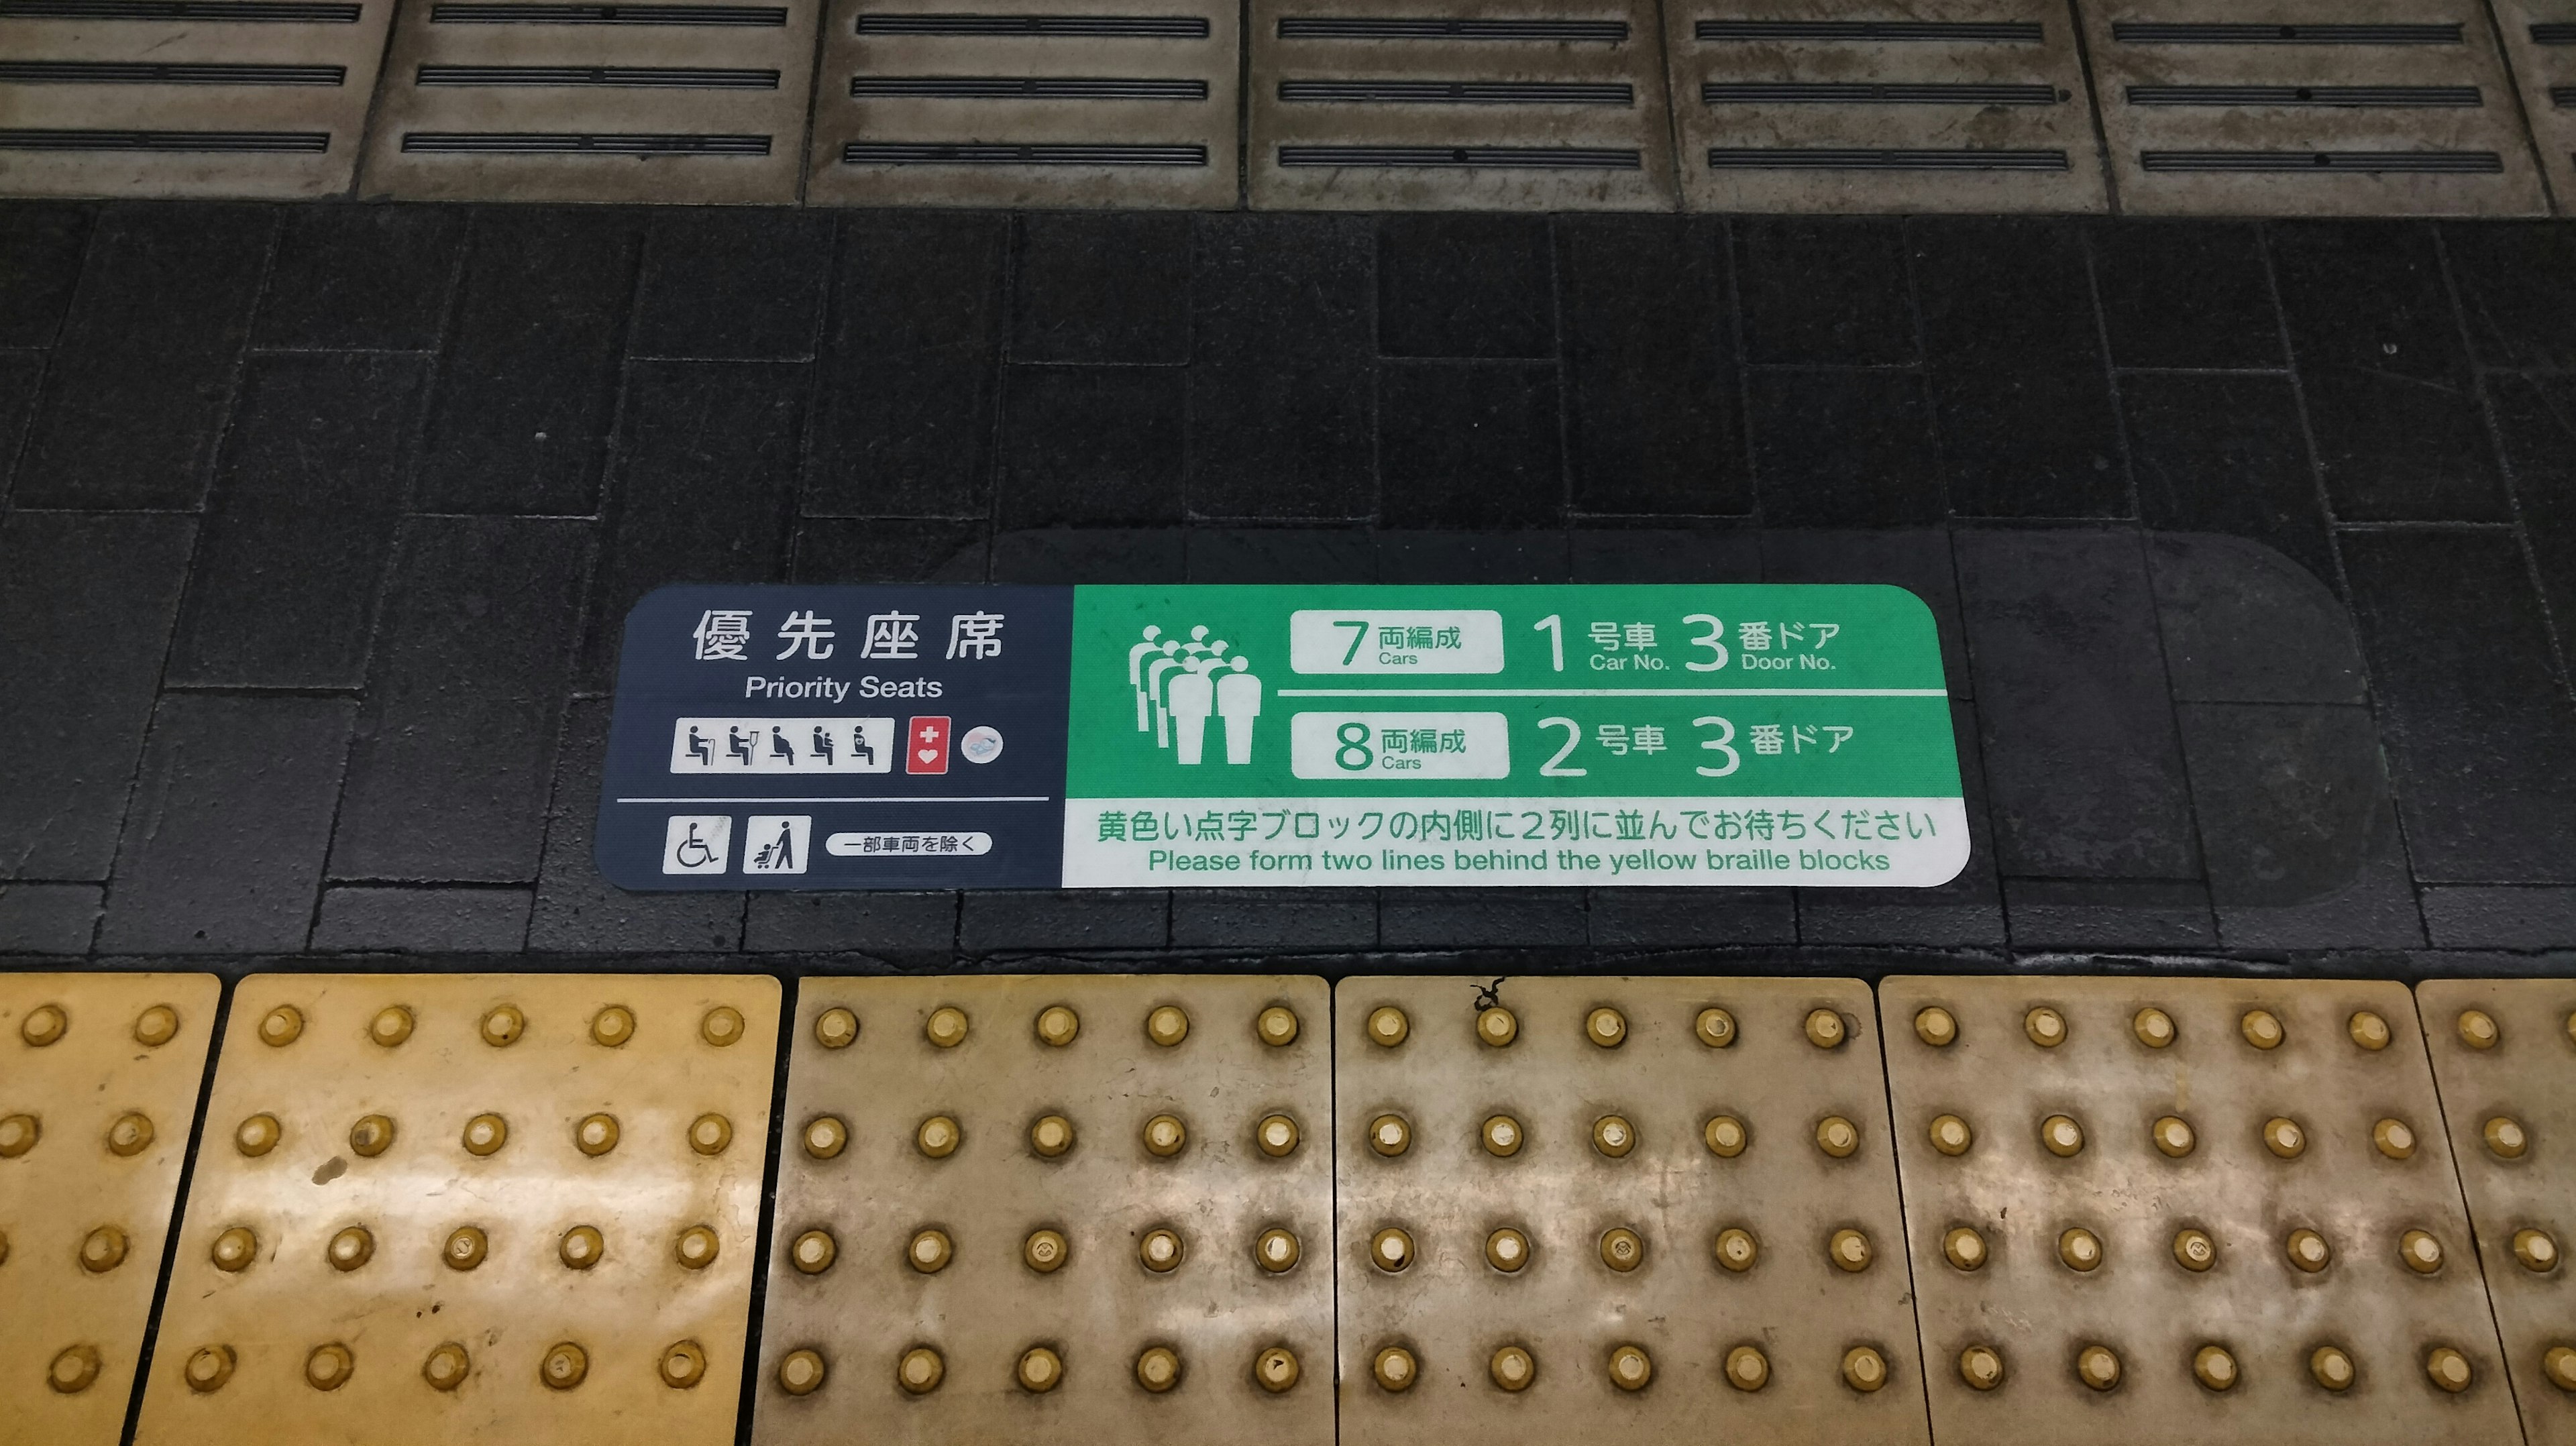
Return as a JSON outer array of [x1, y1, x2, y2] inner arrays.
[[1693, 716, 1740, 777], [1684, 614, 1729, 672]]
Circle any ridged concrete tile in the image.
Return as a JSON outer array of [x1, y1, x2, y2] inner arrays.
[[1666, 0, 2106, 212], [2492, 0, 2576, 211]]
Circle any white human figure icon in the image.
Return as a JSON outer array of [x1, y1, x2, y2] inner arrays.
[[1127, 626, 1165, 732], [1215, 654, 1260, 764], [1145, 643, 1185, 748], [1169, 659, 1218, 765]]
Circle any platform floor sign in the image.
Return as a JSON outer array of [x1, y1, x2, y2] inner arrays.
[[598, 584, 1966, 890]]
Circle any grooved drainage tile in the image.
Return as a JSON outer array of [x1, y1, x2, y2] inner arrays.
[[1665, 0, 2106, 212], [357, 0, 821, 201], [2418, 979, 2576, 1445], [751, 975, 1334, 1445], [0, 0, 391, 197], [2076, 0, 2548, 215], [1333, 977, 1929, 1446], [1248, 0, 1676, 208], [0, 975, 219, 1446], [133, 973, 779, 1446], [806, 0, 1238, 207], [2491, 0, 2576, 209], [1878, 975, 2519, 1446]]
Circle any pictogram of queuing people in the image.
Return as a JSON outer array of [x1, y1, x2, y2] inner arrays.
[[1127, 624, 1260, 765]]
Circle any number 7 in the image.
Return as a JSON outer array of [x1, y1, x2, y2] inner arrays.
[[1336, 619, 1368, 665]]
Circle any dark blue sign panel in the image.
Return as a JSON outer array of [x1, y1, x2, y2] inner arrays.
[[598, 586, 1073, 890]]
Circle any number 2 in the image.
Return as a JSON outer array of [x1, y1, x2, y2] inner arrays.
[[1538, 717, 1586, 777]]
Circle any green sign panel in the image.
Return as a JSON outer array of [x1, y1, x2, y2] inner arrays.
[[1062, 584, 1966, 889]]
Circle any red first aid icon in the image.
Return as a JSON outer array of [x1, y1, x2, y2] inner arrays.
[[905, 716, 951, 775]]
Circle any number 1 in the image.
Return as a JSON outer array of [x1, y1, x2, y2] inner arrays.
[[1534, 614, 1563, 672]]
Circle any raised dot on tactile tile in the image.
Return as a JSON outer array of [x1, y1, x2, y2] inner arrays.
[[802, 1115, 847, 1160], [570, 1111, 618, 1156], [480, 1005, 523, 1048], [2544, 1345, 2576, 1392], [2059, 1228, 2102, 1272], [925, 1006, 968, 1049], [107, 1111, 154, 1158], [1256, 1347, 1301, 1393], [2133, 1007, 2176, 1048], [80, 1225, 127, 1273], [1373, 1346, 1417, 1392], [1024, 1229, 1067, 1273], [676, 1225, 720, 1271], [559, 1225, 604, 1270], [1943, 1226, 1988, 1271], [1487, 1228, 1529, 1272], [1830, 1228, 1873, 1273], [1914, 1007, 1957, 1048], [1135, 1345, 1181, 1394], [211, 1225, 258, 1273], [2023, 1007, 2066, 1048], [917, 1114, 961, 1159], [463, 1113, 508, 1157], [1600, 1227, 1644, 1273], [1593, 1113, 1637, 1158], [2457, 1009, 2500, 1050], [2153, 1115, 2196, 1158], [1146, 1005, 1189, 1047], [347, 1114, 394, 1158], [1696, 1007, 1737, 1049], [48, 1345, 99, 1394], [1017, 1347, 1063, 1394], [423, 1343, 470, 1392], [2400, 1229, 2443, 1274], [234, 1113, 279, 1157], [792, 1229, 838, 1275], [541, 1342, 589, 1392], [1714, 1227, 1758, 1272], [1258, 1005, 1299, 1047], [908, 1229, 952, 1274], [1929, 1113, 1973, 1156], [2348, 1009, 2391, 1050], [813, 1007, 861, 1051], [327, 1226, 374, 1272], [1477, 1006, 1518, 1048], [1815, 1115, 1860, 1159], [2240, 1009, 2284, 1050], [1367, 1006, 1409, 1048], [2373, 1118, 2417, 1160], [1490, 1345, 1535, 1392], [134, 1004, 179, 1048], [1725, 1345, 1769, 1392], [690, 1112, 733, 1156], [659, 1340, 706, 1390], [305, 1343, 354, 1392], [895, 1347, 939, 1396], [1959, 1345, 2004, 1391], [2514, 1229, 2560, 1272], [2174, 1228, 2217, 1272], [1804, 1008, 1847, 1049], [1480, 1114, 1522, 1157], [2041, 1114, 2085, 1158], [1030, 1113, 1075, 1158], [2310, 1345, 2355, 1392], [2483, 1115, 2529, 1159], [2076, 1344, 2122, 1392], [1587, 1007, 1628, 1048], [1704, 1114, 1748, 1158], [1256, 1227, 1300, 1274], [260, 1005, 303, 1048], [2263, 1117, 2306, 1159], [1030, 1004, 1081, 1049], [2425, 1347, 2472, 1394], [1843, 1345, 1890, 1392], [369, 1007, 414, 1048], [1608, 1345, 1653, 1392], [589, 1005, 635, 1048], [2286, 1229, 2330, 1273], [700, 1005, 744, 1048], [185, 1345, 236, 1394], [21, 1003, 68, 1047], [1256, 1113, 1301, 1159], [1140, 1227, 1184, 1273], [444, 1226, 487, 1271], [0, 1113, 38, 1158], [1144, 1113, 1187, 1158], [1372, 1227, 1413, 1273], [1368, 1113, 1409, 1158], [779, 1349, 828, 1396]]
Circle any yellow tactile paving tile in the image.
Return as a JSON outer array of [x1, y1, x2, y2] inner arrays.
[[1334, 976, 1929, 1446], [1880, 975, 2517, 1445], [133, 972, 778, 1446], [752, 974, 1334, 1446], [0, 972, 219, 1446], [2418, 977, 2576, 1445]]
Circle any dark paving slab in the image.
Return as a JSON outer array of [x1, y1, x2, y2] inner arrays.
[[1376, 213, 1556, 361], [998, 366, 1185, 529], [311, 885, 533, 952], [991, 528, 1186, 583], [0, 204, 91, 350], [2002, 879, 2216, 950], [959, 890, 1169, 953], [0, 882, 99, 955], [1375, 529, 1568, 583], [633, 209, 833, 363], [1186, 526, 1376, 584], [1376, 361, 1563, 528], [2088, 221, 2282, 372], [253, 205, 464, 353], [527, 700, 743, 952], [2440, 222, 2576, 373], [2123, 372, 2337, 587], [745, 891, 958, 957], [792, 517, 988, 583], [2178, 702, 2422, 950], [1187, 215, 1375, 521], [2147, 533, 2363, 705], [1759, 529, 1970, 700], [1170, 889, 1380, 952], [1731, 217, 1917, 368], [1556, 216, 1745, 517], [2485, 371, 2576, 645], [1589, 888, 1796, 948], [0, 351, 39, 504], [1570, 526, 1757, 586], [2420, 887, 2576, 949], [1745, 369, 1942, 526], [1380, 889, 1589, 950], [1011, 212, 1193, 367]]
